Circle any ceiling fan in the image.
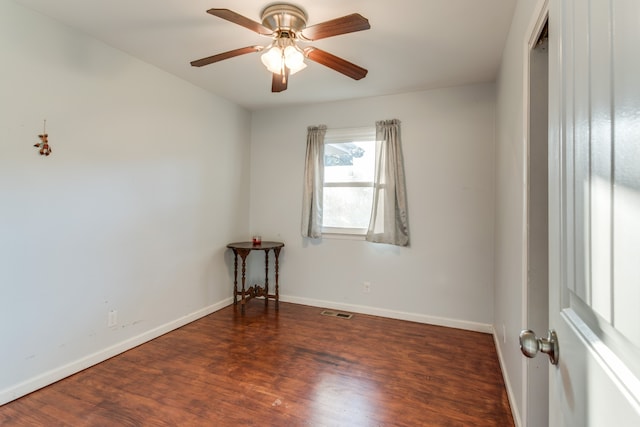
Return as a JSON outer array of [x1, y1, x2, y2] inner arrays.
[[190, 4, 371, 93]]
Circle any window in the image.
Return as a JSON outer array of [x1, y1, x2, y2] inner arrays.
[[302, 120, 409, 246], [322, 127, 376, 235]]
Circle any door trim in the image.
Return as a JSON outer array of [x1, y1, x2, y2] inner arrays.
[[521, 1, 550, 425]]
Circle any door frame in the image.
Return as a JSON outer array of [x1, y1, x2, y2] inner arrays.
[[521, 1, 550, 425]]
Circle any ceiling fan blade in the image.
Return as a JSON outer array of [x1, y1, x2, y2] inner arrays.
[[190, 46, 263, 67], [271, 68, 289, 93], [304, 47, 368, 80], [300, 13, 370, 41], [207, 9, 273, 36]]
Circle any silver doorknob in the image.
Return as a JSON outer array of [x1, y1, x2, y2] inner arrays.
[[519, 329, 559, 365]]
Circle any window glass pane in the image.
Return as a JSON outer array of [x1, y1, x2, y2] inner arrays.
[[324, 140, 375, 183], [322, 187, 373, 228]]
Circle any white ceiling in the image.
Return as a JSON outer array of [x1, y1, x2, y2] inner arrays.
[[13, 0, 516, 111]]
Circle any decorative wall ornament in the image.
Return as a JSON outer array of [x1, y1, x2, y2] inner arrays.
[[34, 120, 52, 156]]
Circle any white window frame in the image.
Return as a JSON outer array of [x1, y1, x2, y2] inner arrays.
[[321, 127, 376, 237]]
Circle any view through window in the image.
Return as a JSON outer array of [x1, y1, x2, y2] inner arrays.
[[322, 128, 376, 235]]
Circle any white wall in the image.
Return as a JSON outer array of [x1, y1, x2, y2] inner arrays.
[[0, 1, 250, 404], [250, 84, 496, 329], [493, 1, 547, 425]]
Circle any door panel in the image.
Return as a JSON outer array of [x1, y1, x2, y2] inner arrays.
[[588, 0, 613, 323], [549, 0, 640, 424], [570, 0, 589, 303], [612, 0, 640, 349]]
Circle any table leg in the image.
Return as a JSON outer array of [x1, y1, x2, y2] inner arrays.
[[264, 250, 270, 307], [274, 247, 281, 310], [232, 251, 238, 305], [237, 249, 250, 314]]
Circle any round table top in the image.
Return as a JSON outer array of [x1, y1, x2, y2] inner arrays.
[[226, 241, 284, 250]]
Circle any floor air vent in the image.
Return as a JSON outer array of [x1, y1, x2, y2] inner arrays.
[[320, 310, 353, 319]]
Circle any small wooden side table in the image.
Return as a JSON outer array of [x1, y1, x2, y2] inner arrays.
[[226, 241, 284, 314]]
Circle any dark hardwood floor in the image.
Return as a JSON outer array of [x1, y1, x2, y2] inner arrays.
[[1, 301, 514, 426]]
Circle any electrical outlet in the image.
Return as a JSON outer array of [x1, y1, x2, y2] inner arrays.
[[108, 309, 118, 327], [363, 281, 371, 293]]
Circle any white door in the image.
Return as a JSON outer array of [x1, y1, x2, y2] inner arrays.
[[546, 0, 640, 424]]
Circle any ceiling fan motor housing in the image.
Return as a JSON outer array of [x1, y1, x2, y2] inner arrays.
[[261, 3, 308, 36]]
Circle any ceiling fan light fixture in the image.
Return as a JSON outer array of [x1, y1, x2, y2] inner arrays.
[[284, 45, 306, 74], [261, 45, 283, 73], [260, 40, 307, 75]]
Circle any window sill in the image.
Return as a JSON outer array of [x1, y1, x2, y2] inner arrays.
[[321, 232, 366, 241]]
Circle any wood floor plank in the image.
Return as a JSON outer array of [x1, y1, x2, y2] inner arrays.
[[0, 302, 514, 426]]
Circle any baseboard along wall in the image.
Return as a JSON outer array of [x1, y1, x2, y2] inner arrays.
[[2, 294, 495, 406]]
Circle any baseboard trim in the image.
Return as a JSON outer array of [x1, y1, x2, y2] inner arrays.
[[280, 295, 493, 334], [2, 296, 495, 406], [492, 327, 523, 427], [0, 297, 233, 406]]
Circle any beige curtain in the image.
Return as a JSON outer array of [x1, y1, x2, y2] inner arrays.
[[366, 119, 410, 246], [301, 125, 326, 238]]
